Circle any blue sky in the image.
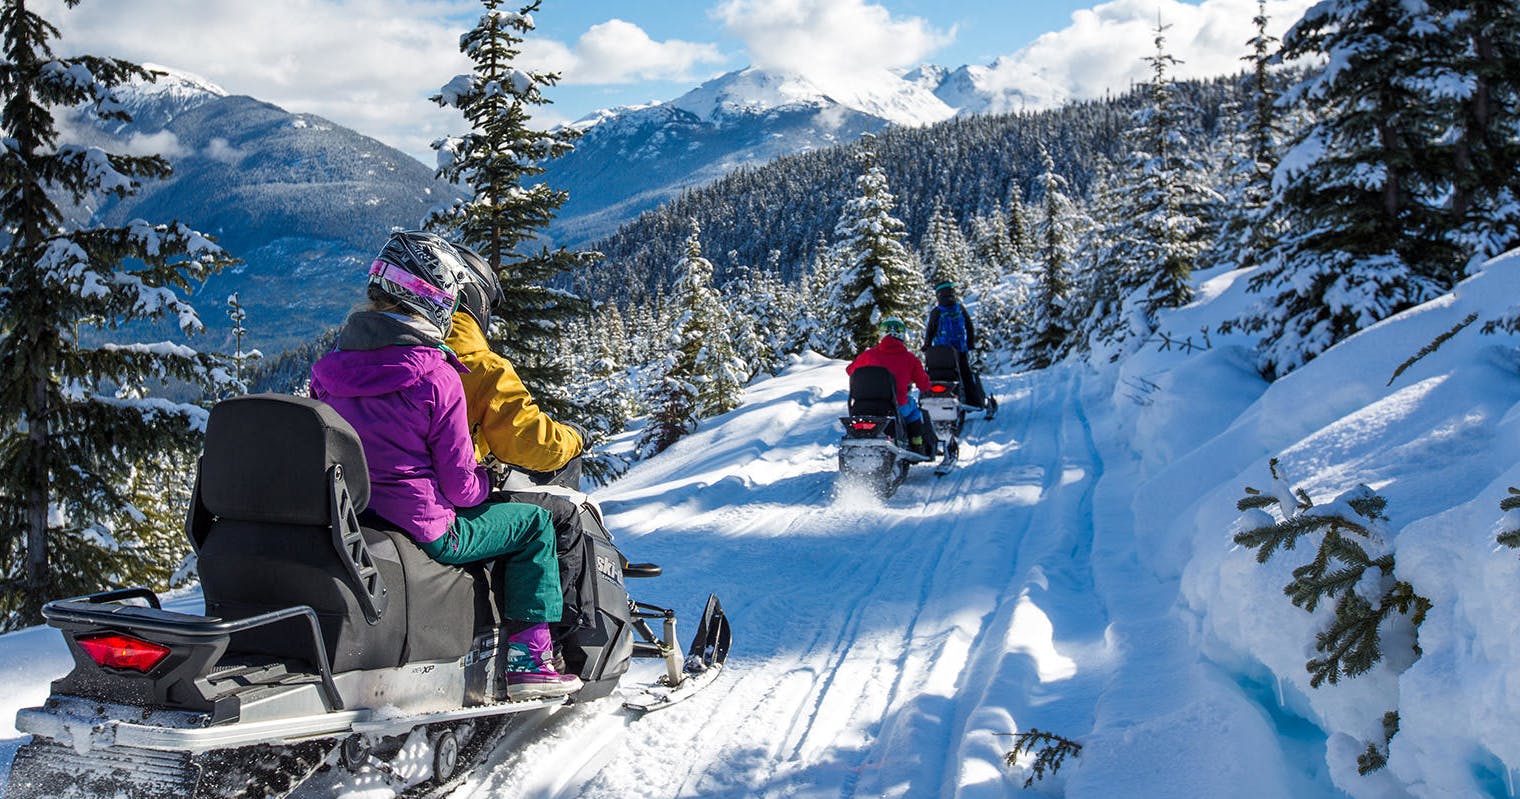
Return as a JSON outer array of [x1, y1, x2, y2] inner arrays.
[[42, 0, 1315, 164]]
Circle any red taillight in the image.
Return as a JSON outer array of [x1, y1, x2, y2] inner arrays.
[[77, 632, 171, 673], [931, 385, 948, 394], [851, 421, 878, 431]]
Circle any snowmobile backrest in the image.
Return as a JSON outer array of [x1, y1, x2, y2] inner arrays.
[[198, 394, 370, 526], [922, 345, 961, 383], [848, 366, 901, 419]]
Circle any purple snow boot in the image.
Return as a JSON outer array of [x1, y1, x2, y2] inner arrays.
[[503, 623, 583, 701]]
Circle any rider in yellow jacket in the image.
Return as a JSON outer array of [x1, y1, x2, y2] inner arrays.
[[445, 309, 584, 475], [442, 242, 597, 633]]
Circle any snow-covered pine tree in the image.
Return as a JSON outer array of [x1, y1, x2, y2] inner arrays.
[[563, 303, 632, 484], [0, 0, 235, 628], [428, 0, 592, 418], [636, 220, 745, 457], [1430, 0, 1520, 270], [1020, 148, 1086, 370], [1232, 0, 1456, 379], [225, 292, 261, 392], [1006, 181, 1036, 268], [1205, 1, 1288, 274], [1081, 21, 1220, 360], [969, 202, 1016, 291], [826, 144, 926, 358], [791, 231, 841, 356], [921, 202, 974, 291], [723, 257, 793, 378]]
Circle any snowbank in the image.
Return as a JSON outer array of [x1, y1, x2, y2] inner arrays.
[[1124, 250, 1520, 797]]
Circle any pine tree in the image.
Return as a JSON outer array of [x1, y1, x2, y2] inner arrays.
[[636, 220, 745, 457], [1081, 21, 1220, 359], [428, 0, 593, 418], [792, 232, 842, 356], [1205, 1, 1288, 274], [225, 292, 261, 393], [724, 257, 793, 378], [1234, 0, 1456, 379], [0, 0, 234, 628], [921, 202, 974, 291], [825, 144, 926, 358], [1020, 148, 1085, 370], [1431, 0, 1520, 269]]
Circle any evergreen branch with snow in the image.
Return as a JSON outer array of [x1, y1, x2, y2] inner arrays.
[[1388, 312, 1478, 386], [1003, 728, 1083, 787], [1495, 488, 1520, 551], [1356, 711, 1401, 775], [1230, 463, 1428, 692]]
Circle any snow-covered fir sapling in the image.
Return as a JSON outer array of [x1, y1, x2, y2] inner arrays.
[[1234, 459, 1430, 687], [225, 292, 262, 391], [1232, 459, 1430, 771], [1002, 728, 1082, 787]]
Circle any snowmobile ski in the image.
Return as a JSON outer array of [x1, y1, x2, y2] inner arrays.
[[934, 439, 961, 476], [623, 594, 731, 713]]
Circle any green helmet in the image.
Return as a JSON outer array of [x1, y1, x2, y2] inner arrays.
[[879, 317, 907, 339]]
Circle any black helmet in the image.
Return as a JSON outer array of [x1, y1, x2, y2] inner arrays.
[[368, 231, 469, 335], [451, 242, 502, 330], [935, 281, 957, 305]]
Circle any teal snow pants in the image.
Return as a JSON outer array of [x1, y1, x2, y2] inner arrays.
[[419, 501, 562, 624]]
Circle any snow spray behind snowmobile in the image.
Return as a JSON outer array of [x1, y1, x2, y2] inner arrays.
[[835, 366, 937, 498], [6, 394, 730, 799]]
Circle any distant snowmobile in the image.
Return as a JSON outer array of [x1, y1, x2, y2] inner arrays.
[[6, 394, 730, 799], [836, 365, 935, 497]]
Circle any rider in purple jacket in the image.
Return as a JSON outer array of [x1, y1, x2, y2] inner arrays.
[[310, 231, 580, 701]]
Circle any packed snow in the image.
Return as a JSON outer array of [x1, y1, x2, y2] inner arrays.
[[3, 251, 1520, 797]]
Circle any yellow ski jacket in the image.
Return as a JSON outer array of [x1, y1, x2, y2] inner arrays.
[[444, 311, 584, 473]]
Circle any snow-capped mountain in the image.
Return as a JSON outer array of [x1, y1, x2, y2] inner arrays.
[[545, 61, 1055, 248], [904, 60, 1064, 116], [663, 66, 954, 128], [72, 68, 463, 355], [543, 65, 957, 247]]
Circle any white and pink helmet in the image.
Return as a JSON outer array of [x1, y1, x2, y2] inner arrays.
[[367, 231, 470, 335]]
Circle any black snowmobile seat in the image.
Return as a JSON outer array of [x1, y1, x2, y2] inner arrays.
[[192, 394, 484, 672], [922, 345, 961, 384], [848, 366, 901, 419]]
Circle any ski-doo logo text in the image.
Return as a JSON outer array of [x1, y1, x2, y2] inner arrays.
[[596, 554, 623, 586]]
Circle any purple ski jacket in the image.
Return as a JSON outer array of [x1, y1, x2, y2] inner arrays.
[[310, 312, 489, 545]]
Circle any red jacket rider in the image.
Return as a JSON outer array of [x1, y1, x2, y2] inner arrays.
[[846, 327, 930, 407]]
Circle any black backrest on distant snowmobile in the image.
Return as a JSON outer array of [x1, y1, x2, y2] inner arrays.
[[190, 395, 483, 672], [848, 366, 902, 421], [922, 345, 961, 384], [848, 366, 900, 417]]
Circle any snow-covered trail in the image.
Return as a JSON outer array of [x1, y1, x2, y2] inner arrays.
[[455, 361, 1135, 799]]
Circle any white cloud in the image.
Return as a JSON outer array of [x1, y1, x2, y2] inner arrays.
[[523, 19, 725, 85], [121, 130, 187, 159], [36, 0, 474, 163], [714, 0, 953, 80], [976, 0, 1319, 112], [203, 138, 244, 165]]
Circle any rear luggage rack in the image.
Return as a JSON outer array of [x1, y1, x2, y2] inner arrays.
[[43, 588, 343, 721]]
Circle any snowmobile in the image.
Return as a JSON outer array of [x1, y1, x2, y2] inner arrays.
[[6, 394, 730, 799], [920, 345, 969, 456], [836, 366, 934, 498]]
